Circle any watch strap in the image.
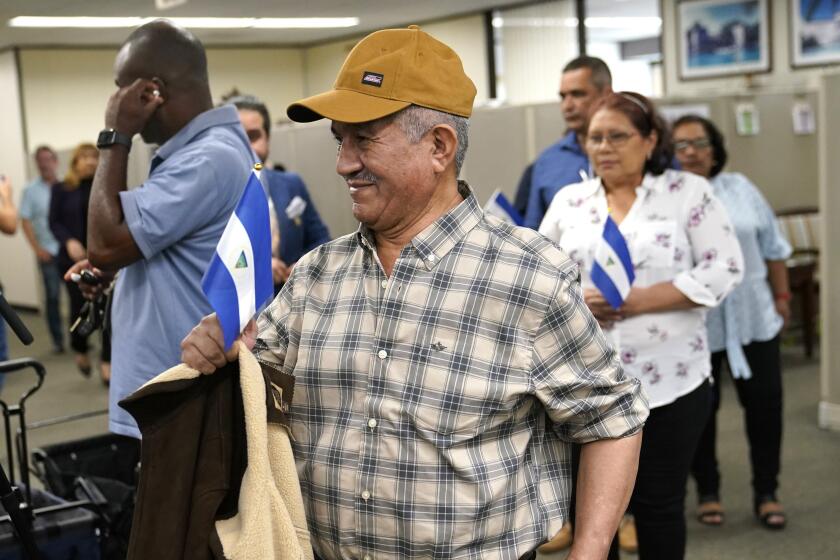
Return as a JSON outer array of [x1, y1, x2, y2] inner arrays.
[[97, 129, 133, 151]]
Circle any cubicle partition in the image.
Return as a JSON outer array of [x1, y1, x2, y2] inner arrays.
[[4, 89, 822, 308], [270, 89, 819, 236]]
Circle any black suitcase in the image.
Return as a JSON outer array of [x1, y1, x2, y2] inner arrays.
[[30, 423, 139, 560], [32, 432, 139, 501], [0, 358, 101, 560], [0, 486, 99, 560]]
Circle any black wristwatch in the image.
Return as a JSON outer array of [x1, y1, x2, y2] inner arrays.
[[96, 128, 133, 151]]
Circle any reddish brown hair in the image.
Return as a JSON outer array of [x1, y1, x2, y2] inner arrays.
[[587, 91, 672, 175]]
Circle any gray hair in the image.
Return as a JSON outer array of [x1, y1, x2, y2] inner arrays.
[[390, 105, 469, 177]]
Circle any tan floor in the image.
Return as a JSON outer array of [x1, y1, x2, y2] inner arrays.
[[4, 312, 840, 559], [538, 346, 840, 560]]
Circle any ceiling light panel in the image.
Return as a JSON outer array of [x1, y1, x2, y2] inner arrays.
[[7, 16, 360, 29]]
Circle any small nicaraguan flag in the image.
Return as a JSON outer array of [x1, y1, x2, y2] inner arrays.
[[484, 189, 524, 226], [202, 170, 273, 350], [590, 214, 635, 309]]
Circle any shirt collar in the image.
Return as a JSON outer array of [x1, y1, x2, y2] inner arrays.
[[559, 131, 585, 155], [153, 105, 242, 162], [583, 172, 658, 198], [356, 181, 482, 271]]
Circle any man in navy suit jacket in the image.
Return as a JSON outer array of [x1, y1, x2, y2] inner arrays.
[[230, 95, 331, 292]]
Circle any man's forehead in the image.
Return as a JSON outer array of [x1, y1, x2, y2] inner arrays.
[[114, 41, 151, 83], [238, 109, 264, 128], [114, 42, 134, 73], [560, 68, 595, 88], [331, 119, 387, 135]]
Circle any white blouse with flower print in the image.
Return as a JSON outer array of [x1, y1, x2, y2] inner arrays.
[[539, 169, 744, 408]]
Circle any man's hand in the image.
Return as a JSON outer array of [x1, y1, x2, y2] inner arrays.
[[180, 314, 257, 374], [63, 259, 113, 300], [36, 247, 53, 263], [0, 175, 15, 234], [583, 289, 622, 329], [104, 78, 164, 137], [775, 298, 791, 329], [0, 175, 11, 201], [66, 239, 86, 262], [272, 258, 292, 284]]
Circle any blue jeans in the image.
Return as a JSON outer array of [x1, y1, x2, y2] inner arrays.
[[0, 319, 7, 392], [40, 260, 63, 348], [0, 318, 6, 361]]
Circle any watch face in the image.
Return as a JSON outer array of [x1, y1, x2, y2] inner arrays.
[[97, 129, 130, 149], [97, 130, 116, 147]]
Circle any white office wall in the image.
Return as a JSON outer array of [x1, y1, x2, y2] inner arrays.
[[17, 16, 485, 145], [493, 0, 578, 105], [206, 48, 305, 123], [18, 47, 305, 152], [662, 0, 839, 97], [19, 49, 118, 152], [0, 50, 39, 307], [422, 15, 489, 105], [303, 38, 357, 100]]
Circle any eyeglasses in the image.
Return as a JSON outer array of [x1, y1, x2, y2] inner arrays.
[[585, 131, 637, 149], [673, 138, 711, 152]]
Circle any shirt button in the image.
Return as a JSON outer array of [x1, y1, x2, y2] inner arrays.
[[427, 254, 436, 263], [377, 350, 387, 360], [367, 418, 377, 429], [361, 490, 371, 500], [380, 280, 388, 289]]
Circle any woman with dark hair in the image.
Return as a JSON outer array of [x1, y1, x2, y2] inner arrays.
[[49, 143, 111, 384], [673, 115, 791, 530], [540, 92, 743, 559]]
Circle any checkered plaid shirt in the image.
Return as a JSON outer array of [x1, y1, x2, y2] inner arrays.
[[254, 182, 648, 560]]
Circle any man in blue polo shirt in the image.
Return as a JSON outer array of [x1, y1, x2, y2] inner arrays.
[[522, 56, 612, 229], [67, 20, 255, 437]]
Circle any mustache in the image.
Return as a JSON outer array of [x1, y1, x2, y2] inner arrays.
[[342, 170, 378, 184]]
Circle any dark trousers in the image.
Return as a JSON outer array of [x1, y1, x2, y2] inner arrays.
[[630, 379, 711, 560], [40, 260, 63, 348], [65, 280, 111, 361], [691, 336, 783, 501]]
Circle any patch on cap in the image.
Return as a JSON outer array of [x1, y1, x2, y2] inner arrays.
[[361, 71, 384, 87]]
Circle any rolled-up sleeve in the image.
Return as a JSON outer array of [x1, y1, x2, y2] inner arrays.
[[253, 267, 297, 373], [532, 275, 649, 443], [673, 178, 744, 307]]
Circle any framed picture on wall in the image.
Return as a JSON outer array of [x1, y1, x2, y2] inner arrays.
[[791, 0, 840, 67], [677, 0, 771, 79]]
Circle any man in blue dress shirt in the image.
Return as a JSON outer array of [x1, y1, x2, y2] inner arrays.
[[19, 146, 64, 352], [66, 21, 255, 438], [521, 56, 612, 229], [229, 95, 331, 292]]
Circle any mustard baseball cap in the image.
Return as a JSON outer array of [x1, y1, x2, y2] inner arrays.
[[287, 25, 477, 123]]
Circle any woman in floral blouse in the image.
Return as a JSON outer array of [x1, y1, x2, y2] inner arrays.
[[540, 92, 743, 560], [673, 115, 791, 530]]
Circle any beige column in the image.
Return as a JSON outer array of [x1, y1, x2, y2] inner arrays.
[[819, 73, 840, 431]]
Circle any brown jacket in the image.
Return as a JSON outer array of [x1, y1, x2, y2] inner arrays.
[[120, 346, 313, 560]]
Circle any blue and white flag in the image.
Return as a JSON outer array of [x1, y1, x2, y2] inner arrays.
[[202, 171, 273, 350], [484, 189, 524, 226], [590, 214, 635, 309]]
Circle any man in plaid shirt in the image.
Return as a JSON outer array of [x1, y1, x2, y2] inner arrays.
[[182, 25, 648, 560]]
